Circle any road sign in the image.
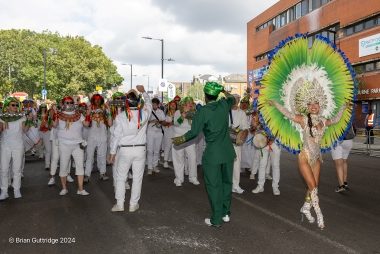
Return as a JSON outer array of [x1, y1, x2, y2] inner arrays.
[[42, 89, 47, 95], [96, 85, 102, 91]]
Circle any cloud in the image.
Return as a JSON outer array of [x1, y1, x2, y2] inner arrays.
[[0, 0, 279, 91]]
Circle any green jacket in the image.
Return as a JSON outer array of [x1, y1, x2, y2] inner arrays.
[[183, 95, 236, 165]]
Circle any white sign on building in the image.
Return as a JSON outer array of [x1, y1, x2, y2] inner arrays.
[[359, 33, 380, 57]]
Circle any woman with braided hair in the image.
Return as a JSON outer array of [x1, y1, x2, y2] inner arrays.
[[0, 97, 33, 200], [259, 36, 356, 230]]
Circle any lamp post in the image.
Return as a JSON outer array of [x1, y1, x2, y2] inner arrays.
[[142, 36, 174, 103], [122, 63, 133, 90], [42, 48, 57, 100]]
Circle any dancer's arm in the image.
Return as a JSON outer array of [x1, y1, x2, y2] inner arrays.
[[325, 104, 348, 126], [268, 100, 303, 125]]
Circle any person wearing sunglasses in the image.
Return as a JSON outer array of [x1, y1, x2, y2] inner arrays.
[[52, 96, 91, 196], [0, 97, 33, 200], [84, 94, 112, 183]]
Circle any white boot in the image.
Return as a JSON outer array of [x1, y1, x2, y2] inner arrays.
[[0, 191, 9, 200], [310, 188, 325, 229], [300, 201, 315, 223]]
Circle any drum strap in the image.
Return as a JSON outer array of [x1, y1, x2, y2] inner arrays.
[[229, 110, 233, 125], [152, 111, 164, 135]]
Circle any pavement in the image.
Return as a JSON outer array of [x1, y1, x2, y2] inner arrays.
[[0, 152, 380, 254]]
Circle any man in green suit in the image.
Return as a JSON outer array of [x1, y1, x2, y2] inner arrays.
[[173, 81, 236, 227]]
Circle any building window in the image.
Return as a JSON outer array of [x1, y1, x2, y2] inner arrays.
[[346, 26, 354, 36], [313, 0, 321, 10], [276, 15, 281, 29], [289, 8, 294, 23], [376, 61, 380, 70], [365, 19, 375, 29], [280, 12, 286, 27], [301, 0, 309, 16], [321, 0, 329, 4], [355, 23, 364, 33], [365, 63, 375, 72], [295, 3, 301, 19]]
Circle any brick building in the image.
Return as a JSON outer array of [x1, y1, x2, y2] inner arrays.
[[247, 0, 380, 127]]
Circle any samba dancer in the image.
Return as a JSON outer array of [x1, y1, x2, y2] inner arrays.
[[109, 85, 151, 212], [172, 97, 199, 186], [162, 100, 177, 168], [84, 94, 112, 182], [0, 97, 33, 200], [173, 82, 236, 227], [260, 36, 355, 229], [52, 96, 91, 196]]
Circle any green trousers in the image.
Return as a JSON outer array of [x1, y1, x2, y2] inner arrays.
[[202, 161, 233, 225]]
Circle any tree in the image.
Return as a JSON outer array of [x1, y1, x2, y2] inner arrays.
[[0, 29, 123, 100], [186, 81, 204, 102]]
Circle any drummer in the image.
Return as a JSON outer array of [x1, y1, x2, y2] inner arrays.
[[251, 110, 281, 195], [229, 94, 249, 194]]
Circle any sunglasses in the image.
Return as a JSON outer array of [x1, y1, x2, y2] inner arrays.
[[114, 97, 122, 100], [65, 102, 74, 105], [10, 104, 19, 107]]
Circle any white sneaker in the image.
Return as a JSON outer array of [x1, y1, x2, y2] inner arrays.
[[252, 186, 264, 194], [125, 182, 131, 190], [163, 161, 169, 168], [222, 215, 230, 223], [77, 189, 89, 196], [48, 177, 55, 186], [111, 204, 124, 212], [14, 189, 22, 199], [153, 167, 160, 173], [204, 218, 221, 227], [232, 186, 244, 194], [129, 204, 139, 212], [67, 175, 74, 183], [273, 187, 281, 196], [265, 174, 273, 180], [147, 169, 153, 175], [189, 178, 200, 185], [0, 191, 9, 200], [174, 179, 182, 187], [59, 189, 68, 196], [249, 174, 256, 180]]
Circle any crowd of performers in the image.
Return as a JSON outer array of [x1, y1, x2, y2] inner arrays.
[[0, 36, 356, 230]]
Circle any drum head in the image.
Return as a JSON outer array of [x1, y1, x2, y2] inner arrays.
[[253, 133, 267, 149]]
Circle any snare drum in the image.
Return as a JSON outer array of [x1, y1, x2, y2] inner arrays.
[[253, 131, 268, 149], [24, 126, 42, 151]]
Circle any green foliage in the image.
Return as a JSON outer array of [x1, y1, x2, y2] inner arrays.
[[0, 29, 123, 100], [186, 81, 204, 102]]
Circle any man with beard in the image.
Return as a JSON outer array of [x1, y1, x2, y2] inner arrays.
[[52, 96, 91, 196]]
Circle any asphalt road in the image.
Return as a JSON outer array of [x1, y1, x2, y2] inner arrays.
[[0, 151, 379, 254]]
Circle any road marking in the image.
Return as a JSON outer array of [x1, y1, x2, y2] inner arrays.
[[233, 195, 360, 254]]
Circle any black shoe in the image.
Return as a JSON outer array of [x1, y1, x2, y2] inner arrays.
[[335, 185, 345, 193], [343, 182, 349, 190], [45, 167, 50, 171]]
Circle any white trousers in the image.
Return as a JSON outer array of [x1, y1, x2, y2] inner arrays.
[[257, 143, 281, 188], [147, 131, 163, 169], [232, 145, 242, 189], [85, 138, 107, 176], [163, 130, 174, 162], [172, 142, 197, 182], [58, 143, 84, 177], [50, 139, 59, 176], [40, 131, 52, 168], [1, 146, 24, 191], [114, 146, 146, 206]]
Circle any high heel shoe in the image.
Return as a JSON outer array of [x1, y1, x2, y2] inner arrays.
[[310, 188, 325, 230], [300, 201, 315, 223]]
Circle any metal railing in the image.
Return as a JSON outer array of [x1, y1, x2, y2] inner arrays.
[[351, 128, 380, 157]]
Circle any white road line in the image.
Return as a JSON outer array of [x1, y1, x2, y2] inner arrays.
[[233, 195, 360, 254]]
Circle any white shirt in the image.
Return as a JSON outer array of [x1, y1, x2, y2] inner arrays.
[[56, 111, 85, 145], [147, 108, 165, 133], [0, 117, 25, 149], [87, 121, 107, 142], [110, 93, 152, 154], [229, 108, 249, 130], [173, 110, 192, 136]]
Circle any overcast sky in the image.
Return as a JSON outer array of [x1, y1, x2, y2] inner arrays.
[[0, 0, 278, 91]]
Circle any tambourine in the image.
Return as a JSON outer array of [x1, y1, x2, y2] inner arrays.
[[253, 130, 268, 149], [230, 127, 248, 146]]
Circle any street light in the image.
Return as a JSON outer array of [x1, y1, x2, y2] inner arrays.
[[43, 48, 57, 100], [122, 63, 133, 90], [142, 36, 175, 103]]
